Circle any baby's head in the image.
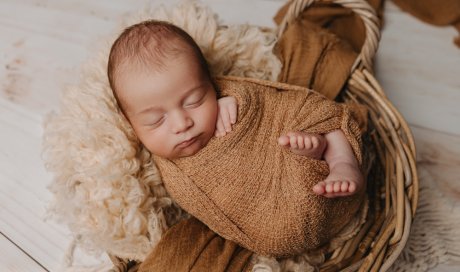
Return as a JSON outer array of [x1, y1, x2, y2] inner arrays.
[[108, 20, 218, 159]]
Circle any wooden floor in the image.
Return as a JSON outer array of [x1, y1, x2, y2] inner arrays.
[[0, 0, 459, 271]]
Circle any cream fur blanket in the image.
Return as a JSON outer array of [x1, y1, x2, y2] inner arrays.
[[43, 0, 281, 262], [42, 1, 460, 271]]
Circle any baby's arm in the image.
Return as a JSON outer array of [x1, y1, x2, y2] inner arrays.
[[215, 96, 238, 137]]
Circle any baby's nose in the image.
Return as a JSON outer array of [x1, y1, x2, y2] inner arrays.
[[171, 110, 193, 133]]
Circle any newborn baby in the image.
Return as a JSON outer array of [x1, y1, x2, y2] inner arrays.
[[108, 20, 365, 257]]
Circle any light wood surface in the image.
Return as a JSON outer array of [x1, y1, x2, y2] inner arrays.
[[0, 0, 458, 271], [0, 234, 46, 272]]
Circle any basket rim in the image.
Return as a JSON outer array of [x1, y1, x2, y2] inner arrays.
[[277, 0, 418, 270], [277, 0, 381, 72]]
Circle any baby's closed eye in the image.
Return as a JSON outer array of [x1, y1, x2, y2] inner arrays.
[[145, 120, 163, 129], [183, 89, 206, 108]]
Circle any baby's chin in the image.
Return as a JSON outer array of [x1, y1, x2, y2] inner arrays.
[[169, 147, 200, 159]]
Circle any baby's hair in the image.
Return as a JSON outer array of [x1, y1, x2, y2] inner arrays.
[[107, 20, 211, 113]]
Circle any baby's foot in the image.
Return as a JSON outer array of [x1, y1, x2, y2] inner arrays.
[[312, 163, 363, 198], [278, 132, 326, 159]]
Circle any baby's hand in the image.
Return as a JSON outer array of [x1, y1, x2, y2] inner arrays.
[[215, 96, 238, 137]]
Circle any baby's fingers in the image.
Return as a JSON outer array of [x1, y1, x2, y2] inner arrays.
[[221, 108, 232, 133], [215, 116, 226, 137], [228, 103, 238, 124]]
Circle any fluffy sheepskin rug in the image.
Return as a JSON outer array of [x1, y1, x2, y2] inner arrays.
[[42, 0, 282, 266]]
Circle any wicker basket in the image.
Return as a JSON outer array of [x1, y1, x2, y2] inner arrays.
[[110, 0, 418, 271]]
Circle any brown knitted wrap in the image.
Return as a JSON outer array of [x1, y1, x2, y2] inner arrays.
[[154, 76, 365, 257]]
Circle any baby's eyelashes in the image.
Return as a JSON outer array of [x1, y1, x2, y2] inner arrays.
[[143, 117, 164, 129], [183, 94, 206, 108]]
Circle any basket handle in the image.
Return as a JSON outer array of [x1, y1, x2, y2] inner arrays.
[[277, 0, 380, 72]]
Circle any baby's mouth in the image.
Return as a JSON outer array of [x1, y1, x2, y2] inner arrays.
[[177, 136, 198, 148]]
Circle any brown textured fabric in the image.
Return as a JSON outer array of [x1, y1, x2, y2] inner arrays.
[[392, 0, 460, 47], [154, 76, 365, 257], [273, 0, 384, 54], [138, 217, 253, 272], [274, 20, 358, 100]]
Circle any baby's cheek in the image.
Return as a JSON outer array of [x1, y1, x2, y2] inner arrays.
[[141, 136, 157, 154], [203, 101, 219, 131], [141, 130, 171, 156]]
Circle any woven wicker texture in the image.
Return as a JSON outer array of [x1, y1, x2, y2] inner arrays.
[[277, 0, 417, 271]]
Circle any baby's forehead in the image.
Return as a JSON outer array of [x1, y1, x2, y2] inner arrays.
[[124, 39, 198, 68], [122, 52, 200, 81], [115, 53, 208, 100]]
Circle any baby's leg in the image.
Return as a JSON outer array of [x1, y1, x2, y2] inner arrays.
[[278, 131, 326, 159], [312, 130, 364, 198]]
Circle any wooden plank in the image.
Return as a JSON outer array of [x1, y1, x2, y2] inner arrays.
[[376, 2, 460, 136], [411, 125, 460, 200], [192, 0, 283, 27], [0, 0, 118, 115], [0, 98, 72, 271], [0, 22, 82, 115], [0, 233, 46, 272]]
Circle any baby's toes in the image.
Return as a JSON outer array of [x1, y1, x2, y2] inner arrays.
[[347, 181, 357, 193], [340, 181, 349, 193], [278, 135, 290, 146], [325, 182, 335, 193], [312, 182, 326, 194], [340, 181, 357, 193], [289, 135, 299, 149], [333, 181, 342, 193], [311, 136, 319, 149], [303, 136, 312, 150], [296, 135, 305, 149]]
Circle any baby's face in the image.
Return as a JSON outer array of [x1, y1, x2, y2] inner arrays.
[[116, 54, 218, 159]]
